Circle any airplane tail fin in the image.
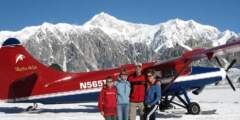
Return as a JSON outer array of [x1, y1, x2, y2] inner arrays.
[[0, 38, 63, 100]]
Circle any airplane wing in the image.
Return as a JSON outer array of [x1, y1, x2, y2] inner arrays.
[[143, 39, 240, 92], [184, 39, 240, 61], [147, 39, 240, 70]]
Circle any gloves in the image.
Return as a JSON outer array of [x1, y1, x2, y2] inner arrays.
[[147, 105, 152, 108]]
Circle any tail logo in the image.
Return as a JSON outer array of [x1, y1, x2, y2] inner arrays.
[[16, 54, 25, 64]]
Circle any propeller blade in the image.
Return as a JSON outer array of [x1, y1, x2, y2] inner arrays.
[[226, 59, 237, 71], [215, 57, 237, 91], [226, 75, 236, 91], [215, 57, 224, 68]]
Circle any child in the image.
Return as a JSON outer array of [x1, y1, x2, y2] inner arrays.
[[98, 76, 117, 120]]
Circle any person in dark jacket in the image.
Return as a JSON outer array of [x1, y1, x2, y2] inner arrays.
[[128, 63, 145, 120], [143, 70, 161, 120], [115, 68, 131, 120], [98, 76, 117, 120]]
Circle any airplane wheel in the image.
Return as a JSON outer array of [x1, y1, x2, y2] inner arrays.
[[187, 102, 200, 115], [26, 106, 35, 112], [25, 103, 38, 112]]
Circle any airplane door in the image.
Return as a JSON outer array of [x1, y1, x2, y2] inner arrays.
[[8, 73, 38, 100]]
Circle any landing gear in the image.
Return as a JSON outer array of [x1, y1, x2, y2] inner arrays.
[[159, 100, 174, 111], [25, 103, 38, 112], [187, 102, 200, 115], [159, 95, 174, 111], [160, 91, 201, 115]]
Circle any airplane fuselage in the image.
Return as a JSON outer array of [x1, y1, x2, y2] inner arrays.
[[1, 66, 225, 104]]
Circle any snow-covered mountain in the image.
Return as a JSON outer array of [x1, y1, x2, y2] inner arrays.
[[84, 12, 159, 44], [0, 12, 239, 72]]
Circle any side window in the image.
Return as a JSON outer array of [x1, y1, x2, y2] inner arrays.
[[155, 70, 162, 79], [162, 68, 177, 78], [181, 67, 191, 75]]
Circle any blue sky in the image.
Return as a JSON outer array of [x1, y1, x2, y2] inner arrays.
[[0, 0, 239, 32]]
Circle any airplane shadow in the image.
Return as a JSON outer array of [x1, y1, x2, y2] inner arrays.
[[154, 109, 217, 118], [0, 107, 25, 114], [0, 105, 99, 114], [0, 105, 216, 116]]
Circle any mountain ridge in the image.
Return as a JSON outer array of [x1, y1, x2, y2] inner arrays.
[[0, 12, 239, 72], [1, 12, 238, 46]]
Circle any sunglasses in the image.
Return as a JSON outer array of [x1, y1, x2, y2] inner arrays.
[[147, 75, 153, 77]]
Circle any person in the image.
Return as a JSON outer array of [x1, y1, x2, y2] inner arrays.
[[98, 76, 117, 120], [128, 63, 145, 120], [115, 67, 131, 120], [143, 70, 161, 120]]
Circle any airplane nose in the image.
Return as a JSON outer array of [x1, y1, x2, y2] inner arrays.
[[215, 57, 236, 91], [219, 68, 227, 80]]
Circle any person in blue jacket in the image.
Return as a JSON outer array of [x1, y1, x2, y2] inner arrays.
[[144, 69, 161, 120], [114, 67, 131, 120]]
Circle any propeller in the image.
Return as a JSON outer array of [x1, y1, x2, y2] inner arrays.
[[226, 59, 237, 72], [215, 57, 236, 91], [226, 75, 236, 91]]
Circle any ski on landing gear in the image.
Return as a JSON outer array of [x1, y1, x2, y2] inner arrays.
[[25, 103, 38, 112], [159, 91, 201, 115]]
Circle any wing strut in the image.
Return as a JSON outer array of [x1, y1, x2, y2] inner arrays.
[[163, 60, 192, 93]]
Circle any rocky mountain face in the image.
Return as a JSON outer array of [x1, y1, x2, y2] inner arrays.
[[0, 12, 239, 72], [24, 27, 157, 72]]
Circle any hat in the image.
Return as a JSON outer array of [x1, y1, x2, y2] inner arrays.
[[120, 67, 128, 75], [135, 63, 142, 67], [106, 76, 113, 82], [146, 69, 155, 77]]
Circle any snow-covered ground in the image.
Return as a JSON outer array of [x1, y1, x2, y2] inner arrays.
[[0, 87, 240, 120]]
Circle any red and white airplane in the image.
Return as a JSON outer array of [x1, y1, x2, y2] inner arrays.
[[0, 38, 240, 114]]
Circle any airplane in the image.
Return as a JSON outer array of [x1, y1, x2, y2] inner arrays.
[[0, 37, 240, 114]]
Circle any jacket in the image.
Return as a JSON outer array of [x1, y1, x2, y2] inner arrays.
[[114, 77, 131, 104], [98, 86, 117, 116], [128, 74, 146, 102], [144, 83, 161, 106]]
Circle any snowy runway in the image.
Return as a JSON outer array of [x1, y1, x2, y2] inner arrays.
[[0, 87, 240, 120]]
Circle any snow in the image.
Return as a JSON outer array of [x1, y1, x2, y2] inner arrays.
[[84, 12, 152, 42], [152, 19, 221, 50], [177, 42, 193, 51], [228, 68, 240, 83], [0, 22, 87, 46], [0, 87, 240, 120], [212, 30, 238, 46], [0, 26, 39, 45], [83, 12, 230, 49]]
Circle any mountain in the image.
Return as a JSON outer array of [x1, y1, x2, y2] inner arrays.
[[0, 12, 239, 72], [84, 12, 158, 44]]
